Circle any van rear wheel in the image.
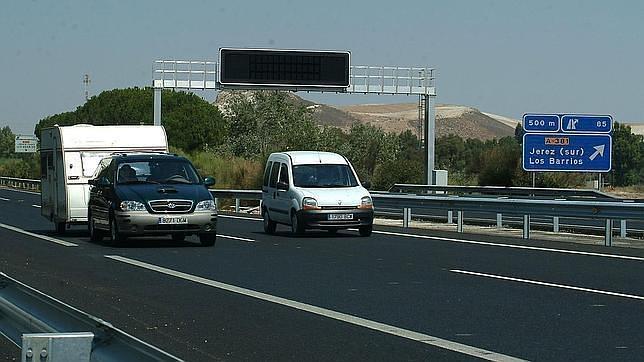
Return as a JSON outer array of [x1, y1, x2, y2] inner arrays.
[[263, 210, 276, 234]]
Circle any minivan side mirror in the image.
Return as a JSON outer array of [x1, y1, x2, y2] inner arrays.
[[203, 176, 216, 187], [362, 181, 372, 189], [97, 177, 111, 188], [276, 181, 289, 191]]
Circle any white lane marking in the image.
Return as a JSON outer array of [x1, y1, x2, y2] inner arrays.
[[219, 214, 261, 222], [104, 255, 525, 362], [0, 197, 10, 201], [31, 204, 41, 208], [219, 234, 255, 242], [226, 214, 644, 262], [0, 222, 78, 247], [450, 269, 644, 301], [372, 230, 644, 262], [0, 187, 40, 195]]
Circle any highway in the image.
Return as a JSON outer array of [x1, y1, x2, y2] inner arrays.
[[1, 187, 644, 361]]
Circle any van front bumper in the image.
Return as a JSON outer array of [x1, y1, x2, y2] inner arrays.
[[298, 208, 374, 229], [114, 210, 217, 236]]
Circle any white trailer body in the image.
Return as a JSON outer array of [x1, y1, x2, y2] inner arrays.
[[40, 124, 168, 231]]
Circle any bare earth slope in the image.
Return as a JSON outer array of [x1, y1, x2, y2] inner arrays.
[[340, 103, 516, 140]]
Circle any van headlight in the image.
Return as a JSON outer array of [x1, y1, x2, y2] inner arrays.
[[120, 200, 146, 211], [302, 197, 320, 210], [195, 200, 217, 211], [359, 196, 373, 209]]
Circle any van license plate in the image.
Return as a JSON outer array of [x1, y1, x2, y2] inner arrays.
[[158, 217, 188, 224], [328, 214, 353, 221]]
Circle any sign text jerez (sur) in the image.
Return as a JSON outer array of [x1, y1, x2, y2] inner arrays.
[[522, 114, 612, 172]]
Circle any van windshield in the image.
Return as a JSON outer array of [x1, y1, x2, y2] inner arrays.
[[117, 160, 201, 184], [292, 164, 358, 188]]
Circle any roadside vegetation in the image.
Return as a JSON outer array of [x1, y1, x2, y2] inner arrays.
[[1, 88, 642, 193]]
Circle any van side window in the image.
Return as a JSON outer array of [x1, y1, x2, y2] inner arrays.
[[268, 162, 280, 188], [263, 161, 273, 187], [278, 163, 289, 185]]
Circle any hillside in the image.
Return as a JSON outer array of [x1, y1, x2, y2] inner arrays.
[[215, 91, 519, 141], [339, 103, 516, 140]]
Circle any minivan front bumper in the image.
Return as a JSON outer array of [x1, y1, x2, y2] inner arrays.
[[114, 210, 217, 236], [298, 208, 374, 229]]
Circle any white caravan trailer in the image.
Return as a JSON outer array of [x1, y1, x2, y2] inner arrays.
[[40, 124, 168, 233]]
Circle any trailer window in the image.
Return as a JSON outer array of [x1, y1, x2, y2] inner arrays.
[[81, 152, 112, 177], [40, 151, 52, 179]]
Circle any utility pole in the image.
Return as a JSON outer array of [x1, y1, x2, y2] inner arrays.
[[83, 74, 91, 101]]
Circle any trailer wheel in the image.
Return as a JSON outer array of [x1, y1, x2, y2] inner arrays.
[[56, 222, 66, 235]]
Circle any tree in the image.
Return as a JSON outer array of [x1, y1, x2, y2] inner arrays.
[[478, 137, 521, 186], [221, 91, 319, 158], [34, 87, 226, 153], [0, 126, 15, 157], [611, 122, 643, 186]]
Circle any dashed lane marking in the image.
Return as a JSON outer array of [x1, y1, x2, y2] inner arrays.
[[371, 230, 644, 262], [0, 222, 78, 247], [219, 234, 255, 242], [104, 255, 526, 362], [31, 204, 41, 208], [451, 269, 644, 301]]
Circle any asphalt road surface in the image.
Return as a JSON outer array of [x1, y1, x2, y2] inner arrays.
[[1, 187, 643, 361]]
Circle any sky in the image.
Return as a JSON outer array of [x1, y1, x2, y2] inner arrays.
[[2, 0, 644, 135]]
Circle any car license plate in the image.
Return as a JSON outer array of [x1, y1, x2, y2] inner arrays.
[[328, 213, 353, 221], [158, 216, 188, 224]]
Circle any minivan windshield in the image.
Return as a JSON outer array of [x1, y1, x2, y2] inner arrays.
[[117, 159, 201, 185], [292, 164, 359, 188]]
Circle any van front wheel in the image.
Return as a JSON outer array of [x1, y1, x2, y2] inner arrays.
[[291, 212, 304, 235], [359, 225, 373, 237]]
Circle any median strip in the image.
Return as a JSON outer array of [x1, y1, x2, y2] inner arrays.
[[0, 223, 78, 247], [450, 269, 644, 301], [104, 254, 525, 362]]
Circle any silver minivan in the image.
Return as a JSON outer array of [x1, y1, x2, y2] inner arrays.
[[261, 151, 374, 236]]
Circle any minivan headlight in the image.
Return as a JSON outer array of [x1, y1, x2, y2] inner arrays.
[[302, 197, 319, 210], [195, 199, 217, 211], [359, 196, 373, 209], [120, 200, 146, 211]]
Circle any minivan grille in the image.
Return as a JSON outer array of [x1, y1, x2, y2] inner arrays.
[[148, 199, 193, 213], [321, 206, 357, 210]]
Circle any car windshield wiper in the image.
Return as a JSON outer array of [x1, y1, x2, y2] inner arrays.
[[119, 180, 159, 184], [163, 179, 193, 184], [321, 184, 347, 188]]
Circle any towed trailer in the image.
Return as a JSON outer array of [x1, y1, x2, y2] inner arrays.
[[39, 124, 168, 233]]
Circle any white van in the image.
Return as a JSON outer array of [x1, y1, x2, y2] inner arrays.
[[261, 151, 374, 236], [40, 124, 168, 233]]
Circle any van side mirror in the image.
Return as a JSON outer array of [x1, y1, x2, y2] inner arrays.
[[276, 181, 289, 191], [203, 176, 215, 187], [362, 181, 371, 189], [88, 179, 97, 186]]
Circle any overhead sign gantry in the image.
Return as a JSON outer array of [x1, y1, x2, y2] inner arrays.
[[152, 48, 437, 183]]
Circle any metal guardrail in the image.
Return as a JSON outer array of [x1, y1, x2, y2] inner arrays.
[[387, 183, 620, 200], [0, 272, 182, 361], [2, 178, 642, 245], [0, 177, 40, 192], [209, 189, 644, 246]]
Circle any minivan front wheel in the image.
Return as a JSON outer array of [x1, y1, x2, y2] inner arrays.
[[263, 210, 276, 234], [88, 210, 103, 242], [109, 214, 125, 244], [291, 212, 304, 235]]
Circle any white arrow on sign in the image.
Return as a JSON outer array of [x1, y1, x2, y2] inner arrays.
[[589, 144, 605, 161]]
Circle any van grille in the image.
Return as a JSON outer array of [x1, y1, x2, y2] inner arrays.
[[320, 206, 357, 210], [148, 199, 193, 213]]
